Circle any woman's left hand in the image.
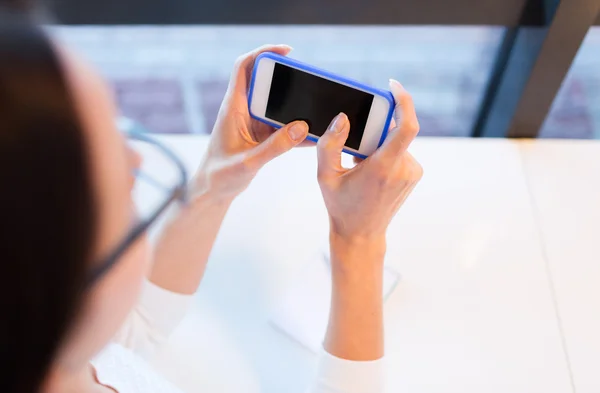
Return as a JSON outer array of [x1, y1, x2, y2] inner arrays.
[[193, 45, 309, 203]]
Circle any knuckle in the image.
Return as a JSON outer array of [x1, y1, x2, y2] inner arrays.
[[386, 155, 422, 185], [317, 169, 333, 186], [411, 162, 424, 182], [390, 170, 407, 186], [402, 118, 420, 134], [401, 153, 423, 181]]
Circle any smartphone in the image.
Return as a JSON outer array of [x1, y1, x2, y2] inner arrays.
[[248, 52, 395, 158]]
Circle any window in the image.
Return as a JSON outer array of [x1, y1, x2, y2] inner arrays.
[[53, 26, 503, 137], [540, 27, 600, 139]]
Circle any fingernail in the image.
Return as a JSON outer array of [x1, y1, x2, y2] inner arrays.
[[329, 113, 348, 134], [389, 79, 404, 96], [277, 44, 293, 52], [288, 121, 308, 141]]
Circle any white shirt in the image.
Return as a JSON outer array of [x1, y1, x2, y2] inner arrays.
[[92, 281, 384, 393]]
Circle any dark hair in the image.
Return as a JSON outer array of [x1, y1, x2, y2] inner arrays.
[[0, 12, 96, 393], [0, 0, 34, 11], [0, 0, 46, 20]]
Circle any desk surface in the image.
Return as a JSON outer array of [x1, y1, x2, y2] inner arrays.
[[520, 140, 600, 393], [138, 136, 599, 393]]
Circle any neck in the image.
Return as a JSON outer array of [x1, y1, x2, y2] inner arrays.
[[42, 362, 97, 393]]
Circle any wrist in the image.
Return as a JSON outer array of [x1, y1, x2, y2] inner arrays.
[[172, 175, 233, 223], [329, 231, 386, 279], [329, 217, 388, 248], [190, 170, 235, 207], [330, 231, 386, 259]]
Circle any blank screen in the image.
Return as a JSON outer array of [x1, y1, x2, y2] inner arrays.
[[266, 63, 374, 150]]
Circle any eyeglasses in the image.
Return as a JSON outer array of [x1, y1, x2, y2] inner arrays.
[[86, 118, 189, 286]]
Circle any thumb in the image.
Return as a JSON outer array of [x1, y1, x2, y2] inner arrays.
[[317, 113, 350, 180], [246, 120, 309, 168]]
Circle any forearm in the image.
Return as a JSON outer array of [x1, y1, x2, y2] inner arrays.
[[149, 181, 232, 295], [325, 232, 386, 361]]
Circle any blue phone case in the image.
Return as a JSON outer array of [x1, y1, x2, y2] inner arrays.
[[248, 52, 395, 159]]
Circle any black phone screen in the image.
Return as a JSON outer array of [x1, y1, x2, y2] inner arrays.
[[265, 62, 374, 150]]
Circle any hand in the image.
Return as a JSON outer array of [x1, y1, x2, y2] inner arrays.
[[317, 79, 423, 242], [194, 45, 309, 202]]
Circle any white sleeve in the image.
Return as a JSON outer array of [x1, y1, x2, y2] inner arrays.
[[307, 350, 385, 393], [113, 280, 194, 358], [114, 281, 384, 392]]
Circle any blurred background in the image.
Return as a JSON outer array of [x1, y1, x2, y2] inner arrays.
[[46, 0, 600, 139]]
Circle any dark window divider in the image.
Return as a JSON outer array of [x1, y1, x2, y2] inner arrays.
[[472, 0, 600, 138], [52, 0, 534, 26]]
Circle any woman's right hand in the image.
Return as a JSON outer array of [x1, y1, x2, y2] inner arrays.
[[318, 79, 422, 362], [317, 79, 423, 245]]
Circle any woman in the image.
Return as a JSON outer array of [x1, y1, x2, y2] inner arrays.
[[0, 12, 423, 393]]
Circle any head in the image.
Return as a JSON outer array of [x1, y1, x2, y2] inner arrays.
[[0, 12, 150, 393]]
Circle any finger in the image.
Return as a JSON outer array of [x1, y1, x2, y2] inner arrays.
[[317, 113, 350, 180], [245, 120, 308, 169], [353, 156, 364, 165], [375, 79, 419, 162], [228, 44, 293, 96]]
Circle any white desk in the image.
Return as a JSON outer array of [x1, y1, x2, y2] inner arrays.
[[138, 135, 592, 393], [520, 140, 600, 393]]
